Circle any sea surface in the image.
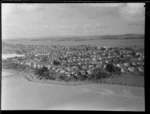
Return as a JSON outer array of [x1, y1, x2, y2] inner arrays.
[[8, 39, 144, 48]]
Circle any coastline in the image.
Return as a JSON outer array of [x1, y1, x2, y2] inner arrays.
[[2, 68, 144, 87], [2, 68, 145, 110]]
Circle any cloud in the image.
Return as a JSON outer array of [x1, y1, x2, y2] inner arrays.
[[42, 23, 107, 33], [67, 23, 106, 33], [86, 3, 123, 8], [85, 3, 145, 22], [127, 21, 144, 28], [2, 3, 45, 15], [18, 4, 45, 12], [2, 3, 46, 25], [118, 3, 145, 22], [81, 23, 106, 30]]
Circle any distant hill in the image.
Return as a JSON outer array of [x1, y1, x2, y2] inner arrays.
[[47, 34, 145, 41], [117, 34, 144, 39], [90, 34, 144, 40]]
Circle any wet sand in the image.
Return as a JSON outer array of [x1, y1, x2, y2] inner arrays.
[[1, 70, 145, 110]]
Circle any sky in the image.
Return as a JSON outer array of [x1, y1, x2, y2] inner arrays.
[[2, 3, 145, 40]]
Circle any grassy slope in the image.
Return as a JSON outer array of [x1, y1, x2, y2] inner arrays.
[[100, 74, 144, 87]]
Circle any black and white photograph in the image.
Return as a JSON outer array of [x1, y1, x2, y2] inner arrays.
[[2, 3, 145, 111]]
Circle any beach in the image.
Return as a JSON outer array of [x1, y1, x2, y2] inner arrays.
[[1, 70, 145, 110]]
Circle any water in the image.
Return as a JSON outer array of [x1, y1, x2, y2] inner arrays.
[[9, 39, 144, 48], [2, 54, 24, 60]]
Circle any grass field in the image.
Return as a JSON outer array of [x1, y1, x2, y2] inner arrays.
[[100, 74, 144, 87]]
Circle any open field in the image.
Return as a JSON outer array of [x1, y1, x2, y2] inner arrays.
[[1, 70, 145, 110], [100, 74, 144, 87]]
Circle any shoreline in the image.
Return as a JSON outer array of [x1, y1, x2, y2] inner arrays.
[[2, 68, 144, 87], [2, 69, 145, 110], [25, 75, 144, 88], [16, 69, 145, 87]]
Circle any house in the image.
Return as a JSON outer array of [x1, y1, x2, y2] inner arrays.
[[128, 67, 135, 72], [33, 63, 37, 68], [123, 63, 129, 67], [47, 65, 51, 69], [20, 62, 24, 65], [37, 64, 41, 68], [116, 63, 126, 73], [137, 66, 144, 73]]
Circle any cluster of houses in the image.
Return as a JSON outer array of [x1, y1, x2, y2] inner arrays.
[[5, 44, 144, 79]]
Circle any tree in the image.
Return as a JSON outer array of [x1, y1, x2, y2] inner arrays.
[[34, 67, 49, 79], [41, 56, 49, 63], [53, 60, 61, 66], [48, 71, 56, 80], [105, 63, 121, 75], [131, 51, 136, 57], [87, 68, 109, 81], [105, 63, 116, 73], [77, 71, 87, 81], [120, 54, 124, 58], [114, 66, 121, 75]]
